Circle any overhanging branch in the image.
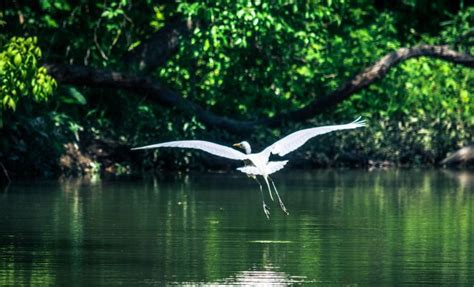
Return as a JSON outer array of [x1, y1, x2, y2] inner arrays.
[[263, 45, 474, 126], [45, 63, 254, 135], [46, 45, 474, 134]]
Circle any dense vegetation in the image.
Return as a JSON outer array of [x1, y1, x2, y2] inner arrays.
[[0, 1, 473, 178]]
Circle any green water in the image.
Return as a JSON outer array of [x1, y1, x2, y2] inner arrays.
[[1, 170, 473, 285]]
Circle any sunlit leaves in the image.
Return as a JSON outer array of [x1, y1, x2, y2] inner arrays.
[[0, 36, 56, 111], [100, 0, 127, 20], [150, 5, 166, 31], [165, 1, 340, 117]]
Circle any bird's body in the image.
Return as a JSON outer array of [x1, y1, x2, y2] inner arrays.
[[246, 152, 270, 175], [132, 117, 366, 218]]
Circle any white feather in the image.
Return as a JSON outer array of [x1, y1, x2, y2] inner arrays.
[[264, 117, 366, 157], [236, 166, 260, 175], [131, 140, 247, 160], [237, 160, 289, 175]]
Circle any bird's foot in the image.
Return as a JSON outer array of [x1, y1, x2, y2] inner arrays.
[[263, 203, 271, 219], [279, 201, 289, 215]]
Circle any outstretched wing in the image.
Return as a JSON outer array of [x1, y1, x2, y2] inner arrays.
[[264, 117, 366, 157], [131, 140, 247, 160]]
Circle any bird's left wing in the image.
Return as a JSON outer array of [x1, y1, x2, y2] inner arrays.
[[131, 140, 247, 160], [264, 117, 366, 157]]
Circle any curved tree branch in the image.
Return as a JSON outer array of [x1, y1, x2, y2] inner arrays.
[[45, 63, 254, 135], [263, 45, 474, 126], [46, 45, 474, 135]]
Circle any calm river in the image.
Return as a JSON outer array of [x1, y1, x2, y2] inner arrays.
[[1, 170, 473, 285]]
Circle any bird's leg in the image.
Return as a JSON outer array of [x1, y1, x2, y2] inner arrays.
[[263, 176, 274, 201], [268, 176, 289, 215], [252, 176, 270, 219]]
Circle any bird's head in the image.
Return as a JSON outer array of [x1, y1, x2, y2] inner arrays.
[[233, 141, 252, 154]]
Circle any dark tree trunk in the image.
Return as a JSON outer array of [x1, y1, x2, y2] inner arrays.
[[123, 17, 200, 73]]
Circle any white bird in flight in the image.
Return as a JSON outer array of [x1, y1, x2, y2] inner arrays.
[[132, 117, 366, 218]]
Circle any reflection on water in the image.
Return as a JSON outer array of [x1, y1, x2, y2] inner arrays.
[[1, 170, 473, 285], [442, 169, 474, 189], [220, 267, 307, 285]]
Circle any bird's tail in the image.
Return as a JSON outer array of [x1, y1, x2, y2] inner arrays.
[[236, 160, 288, 176], [351, 116, 366, 127]]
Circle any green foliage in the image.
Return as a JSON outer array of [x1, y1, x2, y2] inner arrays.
[[150, 5, 166, 31], [0, 11, 6, 27], [0, 1, 472, 176], [333, 6, 474, 164], [0, 37, 56, 111], [157, 1, 472, 166], [440, 6, 474, 49], [166, 1, 344, 117]]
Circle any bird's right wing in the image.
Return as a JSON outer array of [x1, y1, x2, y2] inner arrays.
[[264, 117, 366, 157], [131, 140, 247, 161]]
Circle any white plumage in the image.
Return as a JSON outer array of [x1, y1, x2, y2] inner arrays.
[[237, 160, 288, 176], [132, 117, 366, 218], [264, 117, 366, 156], [132, 140, 247, 160]]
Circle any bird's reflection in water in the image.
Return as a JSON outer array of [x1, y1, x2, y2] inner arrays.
[[171, 268, 308, 286], [215, 243, 309, 286], [220, 268, 307, 286]]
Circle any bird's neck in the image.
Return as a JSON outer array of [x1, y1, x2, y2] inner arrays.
[[243, 144, 252, 154]]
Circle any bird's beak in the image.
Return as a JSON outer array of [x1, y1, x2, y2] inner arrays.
[[233, 143, 241, 148]]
